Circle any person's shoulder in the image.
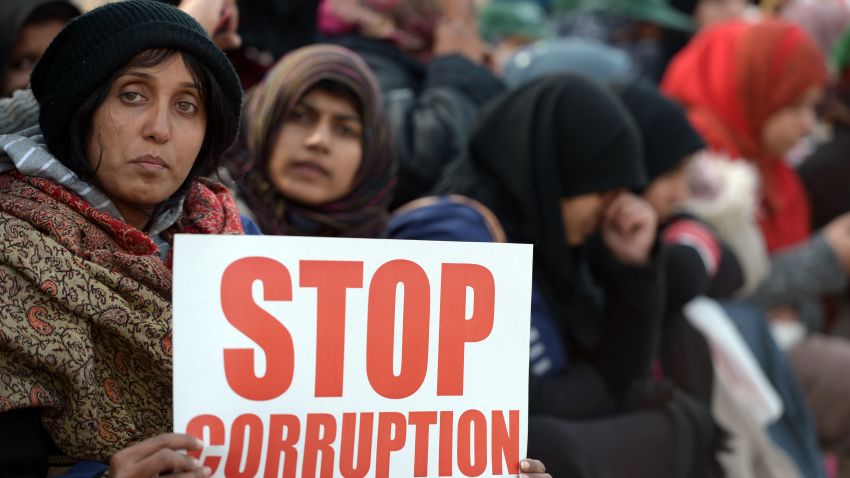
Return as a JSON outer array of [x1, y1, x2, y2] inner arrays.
[[388, 195, 506, 243]]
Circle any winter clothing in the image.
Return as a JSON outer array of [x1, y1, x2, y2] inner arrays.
[[0, 171, 242, 462], [662, 19, 827, 253], [30, 0, 243, 162], [479, 0, 549, 43], [0, 2, 246, 475], [554, 0, 694, 31], [751, 234, 848, 331], [390, 196, 727, 478], [436, 75, 647, 353], [0, 88, 39, 134], [617, 80, 705, 180], [226, 44, 395, 238], [503, 37, 638, 88], [683, 154, 770, 295]]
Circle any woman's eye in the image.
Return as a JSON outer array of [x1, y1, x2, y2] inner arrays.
[[336, 124, 361, 137], [119, 91, 145, 103], [290, 109, 311, 124], [177, 101, 198, 114]]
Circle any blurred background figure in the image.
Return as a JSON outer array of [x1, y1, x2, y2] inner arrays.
[[318, 0, 506, 208], [503, 36, 638, 87], [226, 0, 320, 89], [800, 26, 850, 232], [479, 0, 550, 72], [1, 0, 80, 97], [663, 0, 751, 67], [551, 0, 694, 81], [781, 0, 850, 56]]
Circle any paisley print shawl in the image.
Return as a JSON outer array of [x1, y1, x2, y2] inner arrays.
[[0, 171, 242, 460]]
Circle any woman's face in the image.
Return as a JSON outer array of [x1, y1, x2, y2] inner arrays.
[[87, 54, 206, 222], [266, 88, 363, 205], [560, 190, 621, 246], [2, 19, 66, 97], [761, 85, 823, 156], [694, 0, 748, 28], [643, 160, 693, 221]]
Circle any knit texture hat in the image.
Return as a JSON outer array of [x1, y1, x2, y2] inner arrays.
[[30, 0, 242, 159], [616, 80, 705, 181]]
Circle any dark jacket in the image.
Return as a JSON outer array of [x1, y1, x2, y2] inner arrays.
[[388, 197, 665, 419], [798, 123, 850, 230], [329, 36, 506, 208]]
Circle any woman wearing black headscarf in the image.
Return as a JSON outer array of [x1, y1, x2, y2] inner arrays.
[[390, 74, 719, 477]]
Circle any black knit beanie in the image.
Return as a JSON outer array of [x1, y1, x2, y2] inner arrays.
[[30, 0, 242, 159], [616, 80, 704, 180]]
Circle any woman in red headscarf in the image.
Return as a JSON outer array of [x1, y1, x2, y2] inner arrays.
[[664, 20, 850, 473], [663, 19, 825, 252]]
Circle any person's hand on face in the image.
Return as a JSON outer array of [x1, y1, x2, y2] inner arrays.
[[601, 192, 658, 266], [108, 433, 210, 478]]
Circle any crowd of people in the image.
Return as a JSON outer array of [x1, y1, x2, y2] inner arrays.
[[3, 0, 850, 477]]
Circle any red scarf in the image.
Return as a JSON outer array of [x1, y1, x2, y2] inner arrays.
[[4, 171, 244, 273], [662, 19, 826, 252]]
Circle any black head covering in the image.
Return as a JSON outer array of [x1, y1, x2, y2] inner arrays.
[[0, 0, 79, 85], [616, 80, 705, 181], [670, 0, 699, 15], [439, 73, 646, 347]]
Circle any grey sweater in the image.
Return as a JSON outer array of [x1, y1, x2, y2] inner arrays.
[[750, 233, 847, 330]]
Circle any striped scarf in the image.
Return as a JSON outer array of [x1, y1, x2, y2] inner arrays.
[[227, 44, 396, 238]]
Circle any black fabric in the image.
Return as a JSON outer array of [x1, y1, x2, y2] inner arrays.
[[330, 35, 506, 209], [0, 408, 59, 478], [670, 0, 699, 15], [0, 0, 79, 84], [798, 123, 850, 230], [616, 80, 705, 181], [528, 241, 666, 418], [29, 0, 242, 161], [529, 390, 722, 478], [439, 74, 646, 349], [661, 215, 745, 312], [237, 0, 319, 59]]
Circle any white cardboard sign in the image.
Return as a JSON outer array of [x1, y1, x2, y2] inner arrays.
[[172, 235, 533, 477]]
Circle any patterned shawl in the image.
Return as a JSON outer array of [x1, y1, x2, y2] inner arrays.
[[0, 171, 243, 461], [227, 44, 396, 238]]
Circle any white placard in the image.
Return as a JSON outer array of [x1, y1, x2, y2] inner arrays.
[[173, 234, 533, 478]]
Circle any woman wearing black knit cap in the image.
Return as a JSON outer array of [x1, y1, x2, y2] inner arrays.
[[0, 1, 244, 476]]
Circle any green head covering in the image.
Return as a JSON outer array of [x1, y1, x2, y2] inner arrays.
[[480, 0, 550, 42], [555, 0, 694, 31]]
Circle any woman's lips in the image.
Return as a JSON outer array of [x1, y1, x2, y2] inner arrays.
[[130, 155, 168, 171], [288, 160, 330, 179]]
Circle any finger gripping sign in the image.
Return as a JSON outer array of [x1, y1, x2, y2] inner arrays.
[[173, 235, 533, 477]]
